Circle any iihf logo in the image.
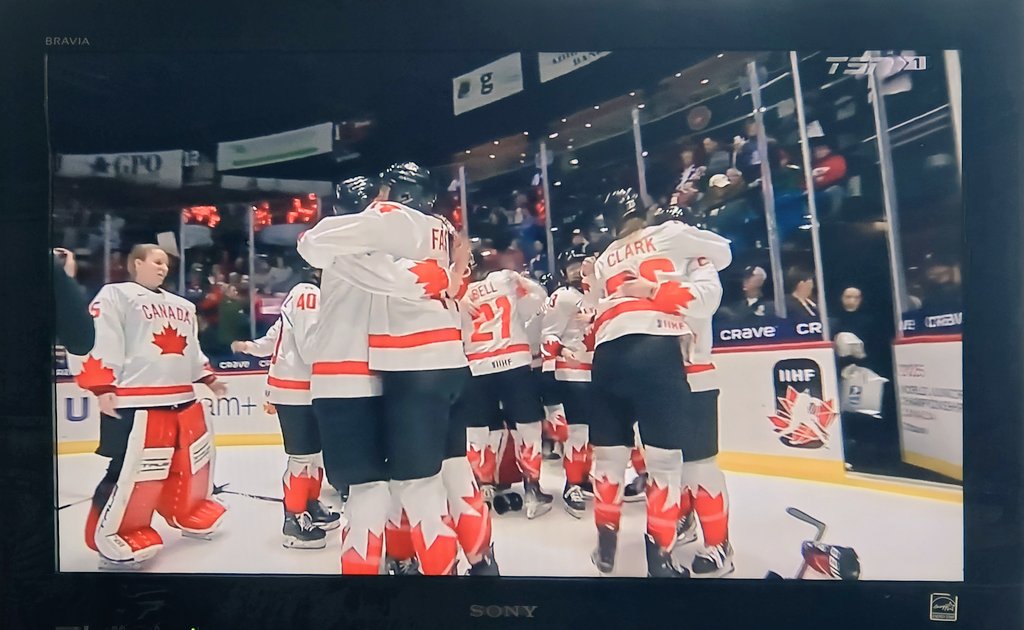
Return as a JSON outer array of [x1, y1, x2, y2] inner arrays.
[[769, 359, 836, 449], [929, 593, 958, 622]]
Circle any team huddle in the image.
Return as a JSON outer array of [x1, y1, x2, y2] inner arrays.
[[67, 162, 736, 577]]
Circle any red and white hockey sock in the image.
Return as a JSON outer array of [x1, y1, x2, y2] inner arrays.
[[563, 424, 591, 486], [282, 454, 317, 515], [307, 452, 325, 503], [385, 480, 415, 562], [493, 429, 523, 486], [644, 446, 683, 552], [592, 446, 629, 532], [441, 456, 492, 563], [466, 427, 496, 485], [687, 457, 730, 547], [341, 480, 388, 575], [679, 486, 695, 520], [395, 473, 458, 576], [514, 421, 543, 483], [543, 404, 568, 443], [630, 447, 647, 476]]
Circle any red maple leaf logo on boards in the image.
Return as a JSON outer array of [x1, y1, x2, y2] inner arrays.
[[651, 281, 695, 315], [768, 386, 838, 449], [152, 324, 188, 355], [75, 355, 116, 391], [408, 260, 449, 299]]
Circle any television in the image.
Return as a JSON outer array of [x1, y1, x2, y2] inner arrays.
[[3, 1, 1021, 628]]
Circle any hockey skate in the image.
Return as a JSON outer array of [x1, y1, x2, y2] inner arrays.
[[282, 512, 327, 549], [96, 527, 164, 571], [623, 473, 647, 503], [562, 481, 586, 519], [169, 498, 228, 540], [307, 500, 341, 531], [466, 543, 501, 576], [676, 510, 699, 545], [591, 525, 618, 575], [523, 480, 553, 519], [645, 534, 690, 578], [692, 540, 735, 578]]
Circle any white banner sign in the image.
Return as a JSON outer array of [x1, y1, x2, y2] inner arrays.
[[56, 150, 184, 188], [217, 123, 334, 171], [538, 51, 611, 83], [893, 337, 963, 480], [220, 175, 334, 198], [453, 53, 524, 116]]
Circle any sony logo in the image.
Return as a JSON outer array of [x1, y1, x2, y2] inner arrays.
[[469, 605, 538, 619], [45, 36, 91, 46]]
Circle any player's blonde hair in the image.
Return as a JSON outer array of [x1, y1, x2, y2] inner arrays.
[[127, 244, 166, 279]]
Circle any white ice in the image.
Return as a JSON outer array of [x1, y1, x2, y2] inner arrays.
[[56, 445, 963, 580]]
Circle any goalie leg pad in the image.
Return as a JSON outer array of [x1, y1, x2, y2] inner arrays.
[[157, 402, 226, 535], [92, 409, 176, 563]]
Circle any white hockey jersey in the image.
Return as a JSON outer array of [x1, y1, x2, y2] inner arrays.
[[297, 200, 467, 373], [68, 282, 215, 409], [241, 283, 319, 406], [589, 222, 732, 348], [541, 286, 594, 382], [459, 270, 547, 376]]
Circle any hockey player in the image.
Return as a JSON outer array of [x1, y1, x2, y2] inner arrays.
[[541, 250, 596, 518], [298, 163, 484, 576], [69, 244, 228, 570], [534, 272, 569, 459], [582, 191, 732, 577], [648, 205, 735, 577], [456, 253, 552, 519], [231, 274, 341, 550]]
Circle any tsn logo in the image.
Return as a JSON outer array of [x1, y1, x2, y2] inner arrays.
[[826, 54, 927, 76], [469, 605, 538, 619]]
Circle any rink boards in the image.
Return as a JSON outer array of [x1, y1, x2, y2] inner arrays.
[[54, 341, 852, 480]]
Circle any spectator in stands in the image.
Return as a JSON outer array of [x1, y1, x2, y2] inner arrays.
[[773, 148, 804, 192], [703, 173, 758, 249], [785, 267, 820, 323], [808, 139, 849, 218], [251, 256, 273, 293], [734, 119, 780, 182], [184, 265, 206, 303], [266, 257, 295, 293], [922, 255, 962, 315], [676, 147, 706, 192], [528, 240, 549, 280], [723, 168, 748, 200], [217, 282, 249, 351], [723, 266, 770, 324], [702, 136, 732, 177]]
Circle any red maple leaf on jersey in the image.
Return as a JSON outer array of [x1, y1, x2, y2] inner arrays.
[[152, 324, 188, 355], [582, 327, 596, 352], [408, 260, 449, 298], [75, 355, 116, 392], [651, 281, 695, 315], [541, 339, 562, 361]]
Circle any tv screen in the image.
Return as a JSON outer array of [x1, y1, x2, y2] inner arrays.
[[4, 2, 1021, 629], [50, 48, 963, 581]]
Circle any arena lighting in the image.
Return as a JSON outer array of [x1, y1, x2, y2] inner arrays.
[[520, 153, 527, 157], [554, 181, 562, 186], [523, 131, 528, 135], [561, 118, 567, 123], [600, 227, 609, 232], [642, 150, 649, 157], [593, 105, 600, 110], [550, 226, 559, 232], [584, 123, 592, 128], [567, 145, 573, 150], [465, 150, 471, 154], [675, 72, 682, 77], [638, 103, 646, 109], [569, 158, 579, 165], [701, 78, 710, 84], [493, 140, 500, 145], [519, 159, 525, 164], [717, 53, 725, 58], [488, 154, 496, 159], [629, 91, 636, 96], [548, 132, 559, 139]]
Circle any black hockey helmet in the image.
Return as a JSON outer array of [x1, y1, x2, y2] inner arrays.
[[379, 161, 436, 214], [557, 247, 589, 274], [333, 176, 377, 216], [602, 188, 643, 234]]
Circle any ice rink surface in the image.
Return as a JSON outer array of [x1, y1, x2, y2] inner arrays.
[[56, 446, 962, 580]]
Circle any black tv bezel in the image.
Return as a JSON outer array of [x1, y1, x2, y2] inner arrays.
[[2, 1, 1021, 629]]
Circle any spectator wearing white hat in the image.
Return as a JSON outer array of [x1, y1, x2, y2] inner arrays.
[[723, 265, 769, 324]]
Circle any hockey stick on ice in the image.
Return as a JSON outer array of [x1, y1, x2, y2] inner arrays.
[[786, 507, 827, 579], [56, 496, 92, 511], [213, 483, 282, 504]]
